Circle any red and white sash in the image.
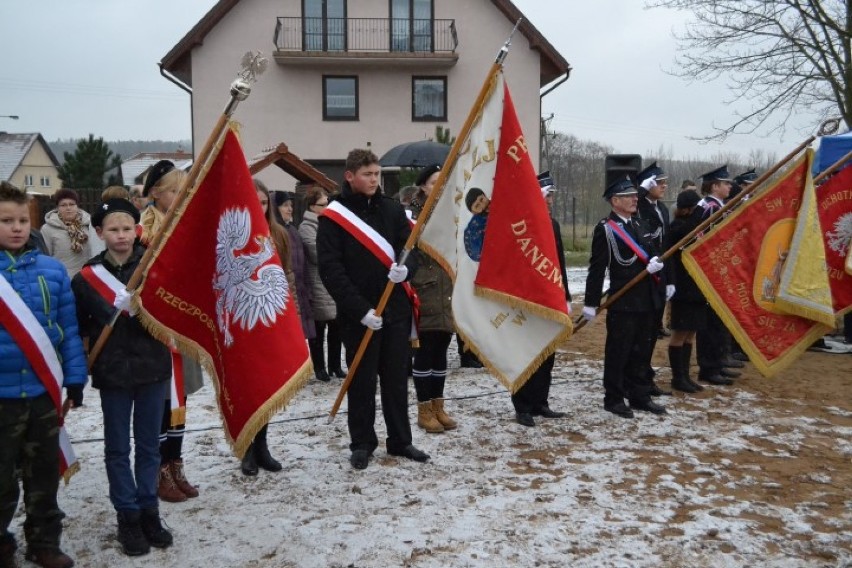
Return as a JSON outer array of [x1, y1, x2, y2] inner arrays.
[[79, 264, 186, 425], [0, 274, 78, 482], [322, 201, 420, 340]]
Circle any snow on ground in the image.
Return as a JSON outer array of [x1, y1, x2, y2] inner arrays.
[[7, 272, 850, 567], [9, 344, 848, 568]]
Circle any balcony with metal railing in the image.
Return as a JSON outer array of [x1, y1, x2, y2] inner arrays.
[[273, 17, 459, 67]]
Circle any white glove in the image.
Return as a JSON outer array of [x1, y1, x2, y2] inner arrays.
[[640, 176, 657, 191], [646, 256, 664, 274], [360, 309, 383, 330], [581, 306, 596, 322], [665, 285, 676, 302], [388, 262, 408, 284], [113, 288, 136, 315]]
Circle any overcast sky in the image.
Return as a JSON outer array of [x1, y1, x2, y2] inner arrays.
[[0, 1, 818, 160]]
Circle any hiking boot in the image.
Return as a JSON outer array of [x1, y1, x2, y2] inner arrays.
[[432, 398, 458, 429], [157, 463, 187, 503], [169, 459, 199, 498], [417, 401, 444, 433], [116, 511, 149, 557], [140, 509, 173, 549]]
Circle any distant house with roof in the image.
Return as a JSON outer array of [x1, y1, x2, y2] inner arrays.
[[120, 151, 194, 186], [159, 0, 571, 190], [0, 132, 61, 195]]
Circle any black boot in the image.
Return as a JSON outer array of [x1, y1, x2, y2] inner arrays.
[[140, 509, 173, 549], [116, 511, 150, 556], [240, 444, 258, 476], [253, 425, 282, 472], [669, 345, 699, 393], [682, 343, 704, 391]]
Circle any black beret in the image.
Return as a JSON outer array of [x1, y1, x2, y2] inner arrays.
[[92, 198, 141, 228], [274, 191, 296, 207], [676, 189, 701, 210], [143, 160, 176, 197], [415, 164, 442, 188]]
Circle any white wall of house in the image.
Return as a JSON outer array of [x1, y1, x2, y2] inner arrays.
[[10, 142, 59, 195], [187, 0, 544, 190]]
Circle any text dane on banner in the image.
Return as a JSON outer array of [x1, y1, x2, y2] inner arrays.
[[135, 126, 311, 458], [418, 70, 573, 393], [682, 149, 833, 378], [815, 163, 852, 315]]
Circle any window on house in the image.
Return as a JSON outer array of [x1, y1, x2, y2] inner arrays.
[[304, 0, 346, 51], [323, 76, 358, 120], [412, 76, 446, 121], [391, 0, 433, 52], [23, 175, 33, 187], [40, 176, 50, 187]]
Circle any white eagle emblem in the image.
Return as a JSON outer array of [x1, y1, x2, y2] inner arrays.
[[826, 213, 852, 257], [213, 207, 288, 347]]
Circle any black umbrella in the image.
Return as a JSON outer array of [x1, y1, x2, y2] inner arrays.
[[379, 140, 451, 168]]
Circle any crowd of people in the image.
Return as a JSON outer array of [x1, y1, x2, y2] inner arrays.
[[1, 150, 847, 568]]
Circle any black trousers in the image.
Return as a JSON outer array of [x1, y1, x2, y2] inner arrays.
[[697, 308, 726, 377], [341, 318, 413, 454], [0, 395, 65, 551], [511, 353, 556, 413], [309, 319, 343, 372], [412, 330, 452, 402], [603, 310, 655, 407]]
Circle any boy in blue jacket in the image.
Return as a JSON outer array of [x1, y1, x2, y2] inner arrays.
[[0, 181, 86, 568]]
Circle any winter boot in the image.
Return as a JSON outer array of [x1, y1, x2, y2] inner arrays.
[[116, 511, 150, 556], [157, 463, 187, 503], [431, 398, 458, 430], [669, 346, 699, 393], [0, 534, 17, 568], [417, 401, 444, 433], [253, 425, 282, 472], [241, 444, 258, 476], [169, 459, 199, 498], [140, 509, 173, 549], [682, 343, 704, 391]]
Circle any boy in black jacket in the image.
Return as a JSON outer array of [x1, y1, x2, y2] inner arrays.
[[71, 199, 173, 557], [317, 149, 427, 470]]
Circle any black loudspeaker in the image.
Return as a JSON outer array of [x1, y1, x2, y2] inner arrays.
[[604, 154, 642, 193]]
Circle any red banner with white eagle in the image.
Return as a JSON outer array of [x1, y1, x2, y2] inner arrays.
[[135, 127, 311, 457], [816, 163, 852, 315]]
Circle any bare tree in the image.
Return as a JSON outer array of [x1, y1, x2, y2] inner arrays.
[[647, 0, 851, 139]]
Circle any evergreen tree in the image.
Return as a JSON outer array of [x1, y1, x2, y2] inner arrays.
[[56, 134, 122, 189]]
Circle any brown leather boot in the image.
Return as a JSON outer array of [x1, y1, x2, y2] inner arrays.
[[23, 549, 74, 568], [169, 459, 199, 498], [157, 463, 187, 503], [431, 398, 457, 430], [417, 401, 444, 433]]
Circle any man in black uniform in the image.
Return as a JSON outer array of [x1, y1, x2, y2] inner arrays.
[[512, 171, 570, 427], [583, 177, 667, 418], [317, 149, 428, 470], [636, 162, 675, 396], [694, 165, 738, 385]]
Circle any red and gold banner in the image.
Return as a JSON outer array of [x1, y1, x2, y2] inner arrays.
[[682, 150, 832, 377], [816, 163, 852, 315], [136, 127, 311, 457]]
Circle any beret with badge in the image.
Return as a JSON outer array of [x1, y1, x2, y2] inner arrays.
[[92, 198, 141, 228]]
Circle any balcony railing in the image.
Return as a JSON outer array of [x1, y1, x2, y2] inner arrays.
[[274, 17, 457, 54]]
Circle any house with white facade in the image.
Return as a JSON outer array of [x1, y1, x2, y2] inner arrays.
[[159, 0, 571, 190], [0, 132, 61, 195]]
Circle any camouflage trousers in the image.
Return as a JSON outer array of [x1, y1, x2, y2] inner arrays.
[[0, 394, 65, 551]]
